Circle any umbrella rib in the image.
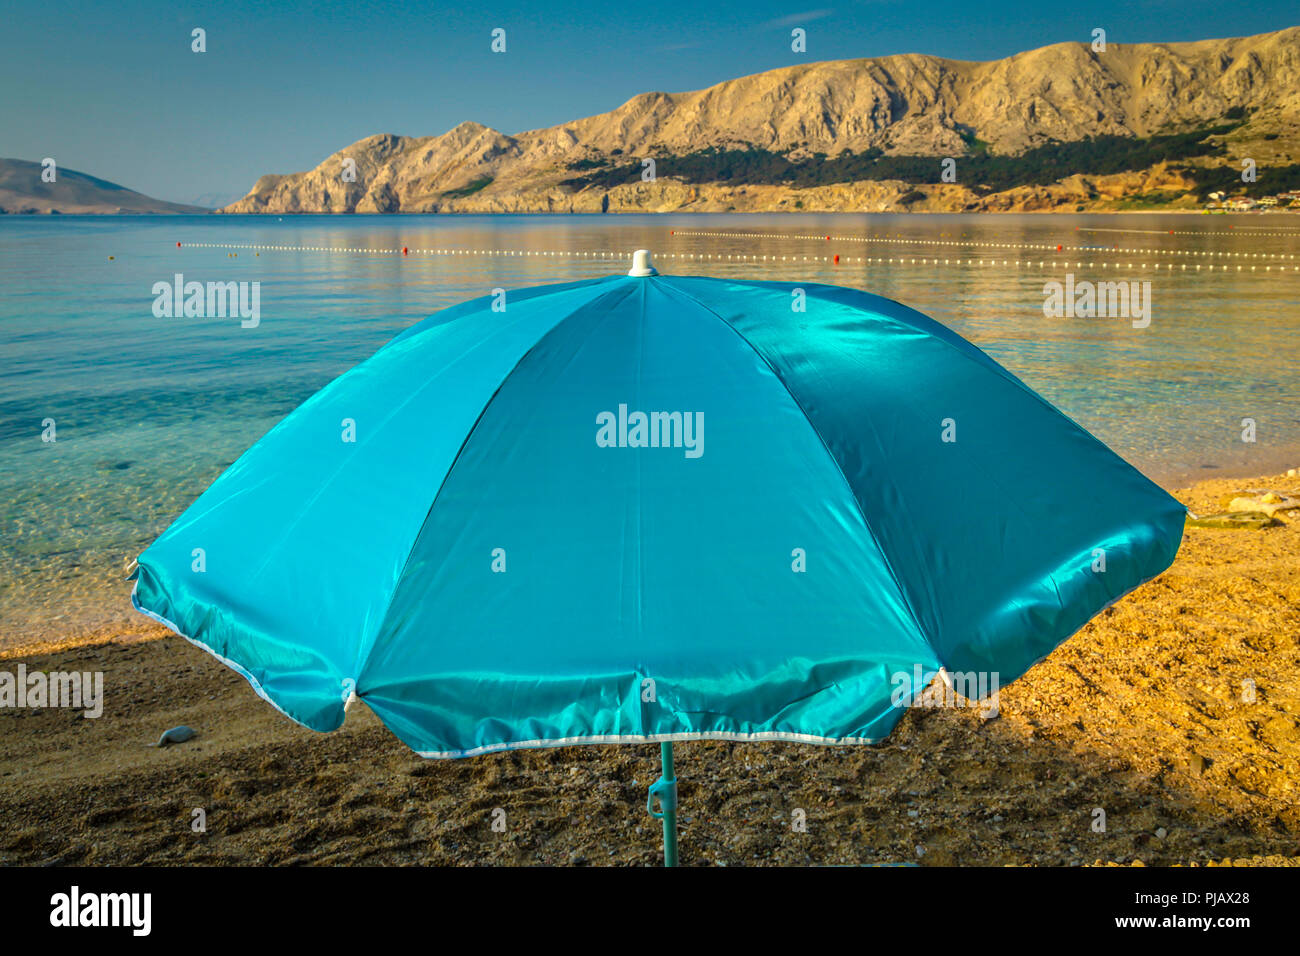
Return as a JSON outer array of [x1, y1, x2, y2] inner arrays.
[[651, 278, 942, 666], [811, 283, 1160, 483], [359, 281, 641, 682]]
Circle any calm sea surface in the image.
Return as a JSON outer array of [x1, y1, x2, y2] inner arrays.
[[2, 212, 1298, 643]]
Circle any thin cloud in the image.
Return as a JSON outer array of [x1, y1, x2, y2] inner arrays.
[[760, 9, 835, 30]]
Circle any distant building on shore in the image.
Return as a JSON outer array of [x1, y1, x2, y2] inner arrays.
[[1204, 190, 1300, 211]]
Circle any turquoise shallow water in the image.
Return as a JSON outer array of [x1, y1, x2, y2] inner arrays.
[[2, 212, 1298, 643]]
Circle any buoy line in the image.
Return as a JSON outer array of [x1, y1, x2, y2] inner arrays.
[[667, 230, 1300, 261], [180, 243, 629, 258], [1080, 226, 1300, 237], [173, 243, 1300, 275], [657, 252, 1300, 274]]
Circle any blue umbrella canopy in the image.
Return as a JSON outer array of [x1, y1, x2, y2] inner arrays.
[[133, 251, 1184, 761]]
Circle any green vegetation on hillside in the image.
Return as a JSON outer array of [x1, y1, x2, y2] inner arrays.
[[561, 121, 1248, 193], [441, 177, 493, 198]]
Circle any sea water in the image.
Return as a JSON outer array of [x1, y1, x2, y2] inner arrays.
[[2, 212, 1298, 644]]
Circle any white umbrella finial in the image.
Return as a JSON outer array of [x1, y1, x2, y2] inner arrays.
[[628, 249, 658, 277]]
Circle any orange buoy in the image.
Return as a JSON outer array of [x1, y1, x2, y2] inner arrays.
[[402, 247, 408, 256], [176, 242, 181, 247], [833, 254, 840, 264], [1056, 244, 1062, 251], [825, 235, 830, 240]]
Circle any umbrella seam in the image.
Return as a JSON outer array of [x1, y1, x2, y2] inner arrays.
[[791, 282, 1187, 658], [243, 276, 625, 582], [652, 277, 942, 665], [358, 279, 642, 684], [631, 279, 646, 736], [801, 283, 1175, 501]]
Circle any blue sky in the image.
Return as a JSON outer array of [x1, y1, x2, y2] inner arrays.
[[1, 0, 1295, 204]]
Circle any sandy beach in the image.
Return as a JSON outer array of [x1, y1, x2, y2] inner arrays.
[[1, 470, 1297, 867]]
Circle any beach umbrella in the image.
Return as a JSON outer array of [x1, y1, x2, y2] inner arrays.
[[132, 250, 1185, 866]]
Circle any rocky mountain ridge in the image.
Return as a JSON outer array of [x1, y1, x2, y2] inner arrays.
[[221, 27, 1300, 214]]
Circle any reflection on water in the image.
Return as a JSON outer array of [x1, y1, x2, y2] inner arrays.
[[2, 212, 1298, 643]]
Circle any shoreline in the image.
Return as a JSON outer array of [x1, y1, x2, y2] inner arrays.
[[1, 470, 1298, 865], [4, 209, 1299, 219]]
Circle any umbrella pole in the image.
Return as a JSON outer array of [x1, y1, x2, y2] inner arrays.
[[647, 741, 678, 866]]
